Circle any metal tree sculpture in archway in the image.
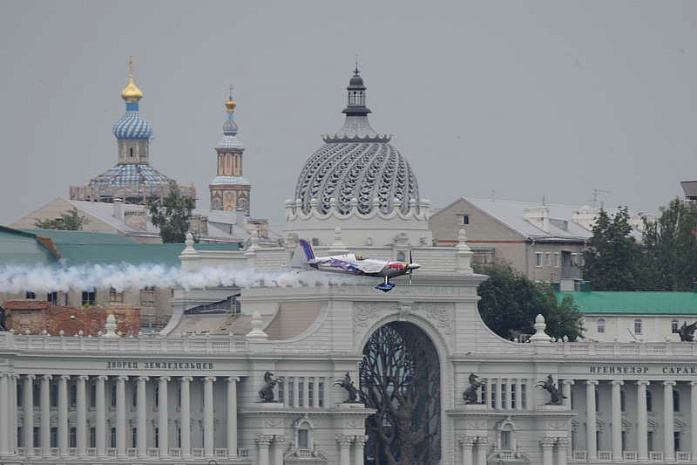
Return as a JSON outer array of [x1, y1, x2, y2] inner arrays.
[[359, 322, 441, 465]]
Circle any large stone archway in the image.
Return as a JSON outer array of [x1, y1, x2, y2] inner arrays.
[[359, 321, 441, 465]]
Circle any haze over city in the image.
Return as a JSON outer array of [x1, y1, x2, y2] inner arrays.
[[2, 1, 697, 229]]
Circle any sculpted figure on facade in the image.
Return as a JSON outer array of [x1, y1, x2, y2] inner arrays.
[[259, 371, 282, 402], [678, 321, 697, 342], [334, 371, 362, 403], [538, 374, 565, 405], [462, 373, 486, 404]]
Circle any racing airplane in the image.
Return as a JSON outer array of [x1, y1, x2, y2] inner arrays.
[[291, 239, 421, 292]]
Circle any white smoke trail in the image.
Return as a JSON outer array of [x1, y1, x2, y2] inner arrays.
[[0, 264, 361, 294]]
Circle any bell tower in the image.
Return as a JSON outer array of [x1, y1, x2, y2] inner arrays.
[[209, 90, 251, 215]]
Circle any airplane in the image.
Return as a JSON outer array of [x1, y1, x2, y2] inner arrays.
[[291, 239, 421, 292]]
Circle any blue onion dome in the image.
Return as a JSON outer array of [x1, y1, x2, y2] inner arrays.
[[112, 73, 152, 140], [293, 69, 420, 215], [217, 96, 244, 150], [89, 164, 174, 189]]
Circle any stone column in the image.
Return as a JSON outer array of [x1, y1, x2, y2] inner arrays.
[[9, 374, 18, 456], [337, 434, 352, 465], [691, 381, 697, 461], [204, 376, 215, 457], [293, 377, 300, 408], [611, 380, 623, 460], [95, 375, 107, 457], [505, 379, 512, 410], [517, 378, 524, 410], [541, 437, 555, 465], [562, 379, 574, 408], [459, 436, 474, 465], [476, 436, 488, 465], [115, 375, 127, 457], [663, 381, 675, 460], [556, 437, 569, 465], [637, 380, 649, 461], [57, 375, 69, 456], [180, 377, 192, 458], [273, 435, 285, 465], [227, 377, 239, 457], [137, 376, 148, 458], [40, 374, 52, 457], [23, 375, 34, 457], [158, 376, 170, 457], [0, 373, 9, 456], [354, 435, 367, 465], [76, 375, 88, 457], [526, 378, 534, 410], [585, 380, 598, 460], [256, 434, 272, 465], [313, 377, 320, 408]]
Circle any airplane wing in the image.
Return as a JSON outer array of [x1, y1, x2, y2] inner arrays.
[[356, 260, 387, 274]]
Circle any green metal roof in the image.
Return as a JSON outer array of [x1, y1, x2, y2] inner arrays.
[[21, 228, 138, 245], [557, 291, 697, 315]]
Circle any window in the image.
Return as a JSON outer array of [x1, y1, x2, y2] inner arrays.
[[511, 384, 516, 409], [318, 377, 325, 407], [154, 427, 159, 448], [309, 379, 315, 407], [298, 377, 305, 407], [154, 384, 159, 409], [17, 427, 23, 447], [396, 251, 406, 262], [672, 320, 680, 334], [647, 431, 654, 452], [634, 319, 643, 335], [133, 388, 138, 408], [46, 292, 58, 304], [646, 390, 653, 412], [675, 431, 681, 452], [553, 252, 559, 268], [33, 427, 39, 448], [278, 377, 285, 404], [50, 427, 58, 447], [69, 427, 77, 448], [177, 427, 181, 448], [288, 377, 295, 407], [90, 427, 96, 448], [33, 384, 40, 407], [462, 215, 470, 225], [620, 389, 626, 412], [298, 429, 309, 449], [110, 427, 116, 448], [109, 288, 124, 303], [595, 387, 599, 411], [82, 289, 96, 306], [140, 287, 155, 307], [491, 383, 498, 409], [501, 383, 507, 409], [535, 253, 543, 267], [50, 382, 58, 407], [111, 383, 117, 408], [90, 383, 97, 408], [597, 319, 605, 334], [129, 147, 134, 158], [25, 291, 36, 300], [674, 390, 680, 412], [17, 383, 22, 407], [621, 431, 627, 452], [521, 384, 527, 409], [132, 428, 137, 448], [501, 430, 512, 451], [545, 253, 552, 266], [70, 384, 77, 407]]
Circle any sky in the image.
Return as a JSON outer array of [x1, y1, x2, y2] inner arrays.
[[1, 1, 697, 231]]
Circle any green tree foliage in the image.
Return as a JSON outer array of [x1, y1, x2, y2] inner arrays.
[[34, 207, 89, 231], [475, 263, 583, 341], [582, 207, 645, 290], [642, 198, 697, 291], [148, 186, 195, 243]]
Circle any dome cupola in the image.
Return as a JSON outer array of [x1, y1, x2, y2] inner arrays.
[[113, 57, 152, 140]]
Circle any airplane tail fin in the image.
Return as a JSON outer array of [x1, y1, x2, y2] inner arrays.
[[291, 239, 316, 268]]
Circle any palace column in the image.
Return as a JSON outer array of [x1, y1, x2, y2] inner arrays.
[[40, 374, 52, 457], [23, 375, 34, 457], [76, 375, 88, 457], [556, 437, 569, 465], [273, 435, 285, 465], [204, 376, 215, 457], [476, 436, 488, 465], [137, 376, 148, 458], [691, 382, 697, 461], [95, 375, 107, 457], [313, 377, 320, 408], [227, 377, 239, 457], [637, 380, 649, 461], [57, 375, 69, 456], [541, 437, 554, 465], [116, 375, 127, 457], [256, 434, 272, 465], [354, 435, 367, 465], [11, 374, 18, 455], [611, 380, 623, 461], [180, 377, 192, 458], [562, 380, 574, 408], [337, 434, 352, 465], [459, 436, 474, 465], [0, 373, 9, 456], [663, 381, 675, 460], [585, 380, 598, 460], [505, 379, 512, 410], [158, 376, 170, 457]]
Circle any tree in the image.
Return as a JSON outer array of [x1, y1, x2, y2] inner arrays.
[[148, 185, 195, 243], [642, 198, 697, 291], [475, 263, 583, 340], [582, 207, 645, 290], [34, 207, 89, 231], [360, 322, 440, 465]]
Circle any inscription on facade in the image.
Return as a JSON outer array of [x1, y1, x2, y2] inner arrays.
[[106, 361, 215, 371], [588, 364, 697, 376]]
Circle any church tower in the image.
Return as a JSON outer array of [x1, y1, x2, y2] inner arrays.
[[209, 92, 251, 215]]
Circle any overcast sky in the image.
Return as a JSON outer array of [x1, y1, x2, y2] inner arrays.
[[1, 1, 696, 230]]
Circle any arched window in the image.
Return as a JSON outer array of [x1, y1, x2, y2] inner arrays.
[[646, 390, 653, 412], [674, 390, 680, 412], [496, 420, 517, 452], [298, 428, 309, 449], [294, 416, 315, 451], [672, 320, 680, 334], [397, 251, 406, 262], [634, 319, 643, 335], [597, 319, 605, 334]]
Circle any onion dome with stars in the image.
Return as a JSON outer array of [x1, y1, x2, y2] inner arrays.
[[112, 57, 153, 140], [293, 68, 420, 215], [216, 92, 244, 151]]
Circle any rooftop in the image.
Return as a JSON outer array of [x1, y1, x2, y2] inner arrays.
[[557, 291, 697, 315]]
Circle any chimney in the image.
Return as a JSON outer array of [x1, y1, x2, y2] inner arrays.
[[523, 206, 550, 232]]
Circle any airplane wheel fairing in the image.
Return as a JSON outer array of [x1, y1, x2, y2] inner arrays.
[[375, 282, 396, 292]]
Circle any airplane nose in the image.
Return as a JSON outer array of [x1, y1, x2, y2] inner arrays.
[[409, 263, 421, 270]]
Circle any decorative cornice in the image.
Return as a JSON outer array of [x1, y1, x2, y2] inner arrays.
[[285, 197, 430, 222]]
